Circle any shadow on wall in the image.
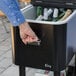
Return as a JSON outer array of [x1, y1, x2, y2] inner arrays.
[[66, 46, 74, 65]]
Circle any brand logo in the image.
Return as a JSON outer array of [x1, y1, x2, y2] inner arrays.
[[45, 64, 51, 68]]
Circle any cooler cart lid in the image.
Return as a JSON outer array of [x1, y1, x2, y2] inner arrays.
[[31, 0, 76, 8]]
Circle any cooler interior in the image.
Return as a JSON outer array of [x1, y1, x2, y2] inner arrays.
[[22, 5, 75, 25]]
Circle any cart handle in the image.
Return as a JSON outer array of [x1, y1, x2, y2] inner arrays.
[[27, 40, 41, 46]]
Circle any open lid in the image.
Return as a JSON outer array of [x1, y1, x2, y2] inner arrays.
[[31, 0, 76, 8]]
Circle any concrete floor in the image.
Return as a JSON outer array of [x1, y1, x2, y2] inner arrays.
[[0, 19, 12, 73], [0, 19, 23, 76]]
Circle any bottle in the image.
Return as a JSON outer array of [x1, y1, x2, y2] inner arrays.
[[48, 9, 53, 15], [43, 8, 48, 20], [59, 8, 65, 13], [36, 6, 43, 17], [43, 8, 53, 20], [58, 8, 66, 19], [52, 8, 59, 21], [47, 9, 53, 21], [36, 15, 43, 21], [58, 12, 65, 19], [59, 9, 72, 21]]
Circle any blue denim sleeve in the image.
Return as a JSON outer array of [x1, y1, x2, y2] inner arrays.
[[0, 0, 25, 26]]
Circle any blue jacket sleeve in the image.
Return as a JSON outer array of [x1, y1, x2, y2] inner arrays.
[[0, 0, 25, 26]]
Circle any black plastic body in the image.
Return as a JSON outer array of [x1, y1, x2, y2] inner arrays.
[[14, 23, 67, 71]]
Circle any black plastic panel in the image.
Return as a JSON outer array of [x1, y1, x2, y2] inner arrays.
[[31, 0, 76, 8], [14, 23, 67, 71]]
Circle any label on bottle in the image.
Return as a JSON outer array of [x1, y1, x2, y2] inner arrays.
[[37, 6, 42, 17], [36, 15, 43, 21], [44, 8, 48, 13], [43, 8, 48, 20], [53, 8, 59, 18]]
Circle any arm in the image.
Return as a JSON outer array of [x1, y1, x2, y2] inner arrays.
[[0, 0, 25, 26], [0, 0, 38, 44]]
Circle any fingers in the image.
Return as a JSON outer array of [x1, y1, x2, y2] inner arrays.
[[25, 29, 37, 38], [19, 22, 39, 44], [21, 35, 39, 45]]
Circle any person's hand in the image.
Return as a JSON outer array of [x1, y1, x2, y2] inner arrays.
[[19, 22, 39, 44], [19, 0, 31, 3]]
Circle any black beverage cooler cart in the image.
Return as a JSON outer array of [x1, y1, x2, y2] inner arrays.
[[11, 0, 76, 76]]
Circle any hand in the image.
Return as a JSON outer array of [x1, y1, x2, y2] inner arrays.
[[19, 22, 39, 44]]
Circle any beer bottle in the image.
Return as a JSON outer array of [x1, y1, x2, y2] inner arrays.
[[58, 8, 66, 20], [36, 15, 43, 21], [43, 8, 53, 20], [36, 6, 43, 17], [43, 8, 48, 20], [59, 9, 72, 21], [52, 8, 59, 21]]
